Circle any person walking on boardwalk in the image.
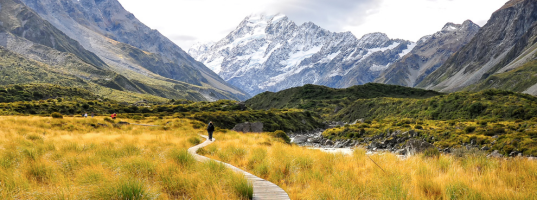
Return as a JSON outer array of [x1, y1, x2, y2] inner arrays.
[[207, 121, 215, 141]]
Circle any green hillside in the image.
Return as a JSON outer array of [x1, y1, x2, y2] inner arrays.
[[333, 89, 537, 122], [246, 83, 441, 118]]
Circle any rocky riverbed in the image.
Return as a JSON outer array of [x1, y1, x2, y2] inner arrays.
[[289, 129, 537, 159]]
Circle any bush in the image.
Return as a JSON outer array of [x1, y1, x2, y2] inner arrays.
[[484, 127, 505, 136], [51, 112, 63, 119], [272, 130, 291, 144], [464, 126, 476, 133], [415, 125, 423, 130]]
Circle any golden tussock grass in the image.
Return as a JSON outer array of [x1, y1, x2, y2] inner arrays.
[[200, 131, 537, 200], [0, 116, 252, 199]]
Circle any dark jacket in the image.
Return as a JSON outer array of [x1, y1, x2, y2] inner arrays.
[[207, 123, 215, 132]]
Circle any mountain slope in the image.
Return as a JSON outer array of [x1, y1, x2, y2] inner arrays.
[[0, 0, 107, 69], [375, 21, 480, 87], [245, 83, 441, 110], [417, 0, 537, 94], [189, 14, 416, 96], [20, 0, 249, 100]]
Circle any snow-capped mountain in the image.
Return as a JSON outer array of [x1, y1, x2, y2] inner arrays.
[[188, 14, 416, 96]]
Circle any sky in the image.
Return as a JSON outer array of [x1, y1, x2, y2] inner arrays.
[[118, 0, 509, 50]]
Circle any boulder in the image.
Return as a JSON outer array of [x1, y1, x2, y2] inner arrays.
[[232, 122, 263, 133], [250, 122, 263, 133], [405, 139, 435, 155], [487, 150, 503, 158], [324, 140, 334, 146], [292, 136, 308, 144], [481, 146, 490, 151], [395, 149, 407, 155]]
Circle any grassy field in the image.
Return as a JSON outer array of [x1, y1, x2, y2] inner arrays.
[[199, 131, 537, 200], [0, 116, 252, 199]]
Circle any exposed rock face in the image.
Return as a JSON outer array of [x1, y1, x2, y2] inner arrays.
[[417, 0, 537, 94], [189, 14, 415, 96], [376, 21, 480, 87], [232, 122, 263, 133], [19, 0, 250, 101], [405, 139, 436, 155]]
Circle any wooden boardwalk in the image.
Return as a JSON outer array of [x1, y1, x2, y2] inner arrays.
[[188, 135, 291, 200]]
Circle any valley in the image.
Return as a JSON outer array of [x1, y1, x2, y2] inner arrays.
[[0, 0, 536, 199]]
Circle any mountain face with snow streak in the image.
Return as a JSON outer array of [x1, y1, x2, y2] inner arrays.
[[375, 20, 480, 87], [188, 14, 415, 96]]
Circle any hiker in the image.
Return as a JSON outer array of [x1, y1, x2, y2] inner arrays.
[[207, 121, 215, 141], [84, 112, 88, 118], [91, 112, 95, 118], [111, 113, 117, 119]]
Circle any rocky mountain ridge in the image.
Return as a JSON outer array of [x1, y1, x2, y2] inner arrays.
[[417, 0, 537, 95], [375, 20, 480, 87], [189, 14, 416, 96], [18, 0, 249, 101]]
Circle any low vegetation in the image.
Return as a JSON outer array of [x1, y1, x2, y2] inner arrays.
[[0, 116, 252, 199], [334, 89, 537, 121], [321, 118, 537, 156], [199, 131, 537, 199]]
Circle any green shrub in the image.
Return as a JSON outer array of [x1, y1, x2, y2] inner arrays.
[[484, 127, 505, 136], [51, 112, 63, 119], [464, 126, 476, 133], [415, 125, 423, 130], [272, 130, 291, 144]]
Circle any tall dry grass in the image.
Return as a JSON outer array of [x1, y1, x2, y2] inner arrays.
[[200, 131, 537, 200], [0, 116, 251, 199]]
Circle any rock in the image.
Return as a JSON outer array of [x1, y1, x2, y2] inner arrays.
[[528, 157, 537, 161], [509, 151, 520, 157], [481, 146, 490, 151], [395, 149, 407, 155], [293, 136, 308, 144], [405, 139, 435, 155], [488, 150, 503, 158], [237, 102, 247, 110], [324, 140, 334, 146], [351, 119, 364, 125], [250, 122, 263, 133], [232, 122, 263, 133], [492, 135, 499, 139]]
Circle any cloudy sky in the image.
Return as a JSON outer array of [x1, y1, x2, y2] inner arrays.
[[118, 0, 508, 49]]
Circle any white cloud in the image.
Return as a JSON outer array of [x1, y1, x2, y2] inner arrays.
[[117, 0, 508, 49]]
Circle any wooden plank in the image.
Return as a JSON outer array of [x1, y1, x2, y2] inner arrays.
[[188, 135, 291, 200]]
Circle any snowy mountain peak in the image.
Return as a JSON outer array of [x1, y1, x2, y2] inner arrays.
[[188, 14, 415, 96], [442, 22, 461, 31]]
